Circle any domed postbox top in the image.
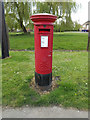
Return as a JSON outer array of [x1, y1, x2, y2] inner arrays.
[[30, 13, 57, 25]]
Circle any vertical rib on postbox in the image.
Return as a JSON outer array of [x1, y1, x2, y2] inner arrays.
[[30, 13, 57, 87]]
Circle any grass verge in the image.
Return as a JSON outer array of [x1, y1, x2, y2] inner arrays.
[[2, 51, 88, 110]]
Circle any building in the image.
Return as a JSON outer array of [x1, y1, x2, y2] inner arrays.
[[81, 21, 90, 32]]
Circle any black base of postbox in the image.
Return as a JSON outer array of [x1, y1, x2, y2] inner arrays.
[[35, 72, 52, 86]]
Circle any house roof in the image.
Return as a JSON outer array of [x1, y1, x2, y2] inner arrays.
[[82, 21, 90, 26]]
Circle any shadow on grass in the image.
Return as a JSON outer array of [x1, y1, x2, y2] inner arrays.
[[9, 32, 32, 36], [54, 34, 81, 37]]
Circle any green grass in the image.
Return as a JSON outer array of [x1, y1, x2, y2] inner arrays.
[[9, 32, 88, 50], [2, 51, 88, 110]]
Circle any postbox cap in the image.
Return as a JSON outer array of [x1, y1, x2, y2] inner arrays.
[[30, 13, 57, 25]]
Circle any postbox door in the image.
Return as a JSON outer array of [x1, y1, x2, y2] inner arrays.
[[35, 32, 53, 75], [41, 33, 52, 74]]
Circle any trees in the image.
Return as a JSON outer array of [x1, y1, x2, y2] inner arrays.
[[74, 21, 81, 31], [35, 1, 79, 31], [4, 1, 79, 32], [4, 2, 32, 33]]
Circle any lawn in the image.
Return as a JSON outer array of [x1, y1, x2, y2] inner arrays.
[[9, 32, 88, 50], [2, 51, 88, 110]]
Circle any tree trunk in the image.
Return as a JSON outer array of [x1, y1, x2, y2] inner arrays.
[[22, 24, 27, 33], [20, 20, 27, 33], [87, 21, 90, 51], [2, 2, 9, 59], [14, 2, 27, 33], [87, 30, 90, 51], [0, 2, 2, 58]]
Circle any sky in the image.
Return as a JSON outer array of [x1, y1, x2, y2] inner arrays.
[[72, 0, 90, 25]]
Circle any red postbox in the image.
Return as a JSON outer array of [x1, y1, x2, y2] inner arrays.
[[30, 13, 57, 87]]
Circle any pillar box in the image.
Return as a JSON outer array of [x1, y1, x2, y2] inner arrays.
[[30, 13, 57, 87]]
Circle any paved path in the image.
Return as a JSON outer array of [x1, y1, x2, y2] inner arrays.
[[1, 106, 88, 118]]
